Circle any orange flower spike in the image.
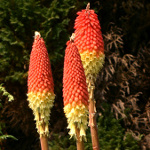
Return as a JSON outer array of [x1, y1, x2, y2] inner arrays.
[[27, 31, 55, 137], [63, 35, 89, 140], [74, 3, 105, 82]]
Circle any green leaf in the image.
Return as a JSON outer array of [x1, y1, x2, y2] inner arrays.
[[0, 135, 18, 141]]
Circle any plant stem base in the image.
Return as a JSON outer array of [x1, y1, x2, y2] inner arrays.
[[40, 136, 49, 150], [76, 127, 85, 150]]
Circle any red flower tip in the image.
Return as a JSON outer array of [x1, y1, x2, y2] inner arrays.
[[74, 7, 104, 54], [28, 32, 54, 93], [63, 41, 88, 107]]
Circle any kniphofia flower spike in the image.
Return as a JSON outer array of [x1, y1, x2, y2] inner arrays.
[[63, 34, 89, 141], [74, 3, 105, 149], [74, 3, 105, 83], [27, 31, 55, 137]]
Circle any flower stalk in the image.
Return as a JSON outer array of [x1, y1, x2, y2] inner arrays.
[[40, 136, 49, 150], [76, 126, 85, 150], [88, 80, 99, 150], [74, 3, 105, 150]]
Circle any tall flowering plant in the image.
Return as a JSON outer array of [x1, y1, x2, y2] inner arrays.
[[27, 31, 55, 150], [63, 35, 89, 149], [74, 3, 105, 150]]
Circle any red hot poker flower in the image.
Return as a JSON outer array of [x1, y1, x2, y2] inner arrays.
[[63, 37, 89, 140], [74, 5, 105, 82], [27, 31, 55, 137]]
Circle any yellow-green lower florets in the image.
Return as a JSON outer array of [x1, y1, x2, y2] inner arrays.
[[27, 91, 55, 137], [64, 103, 89, 141], [80, 51, 105, 82]]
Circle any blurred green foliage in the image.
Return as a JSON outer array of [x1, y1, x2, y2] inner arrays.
[[0, 85, 17, 149], [0, 0, 76, 85], [97, 104, 140, 150], [0, 84, 14, 102]]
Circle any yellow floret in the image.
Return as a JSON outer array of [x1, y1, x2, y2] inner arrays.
[[27, 91, 55, 137], [80, 51, 105, 82], [64, 103, 88, 141]]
